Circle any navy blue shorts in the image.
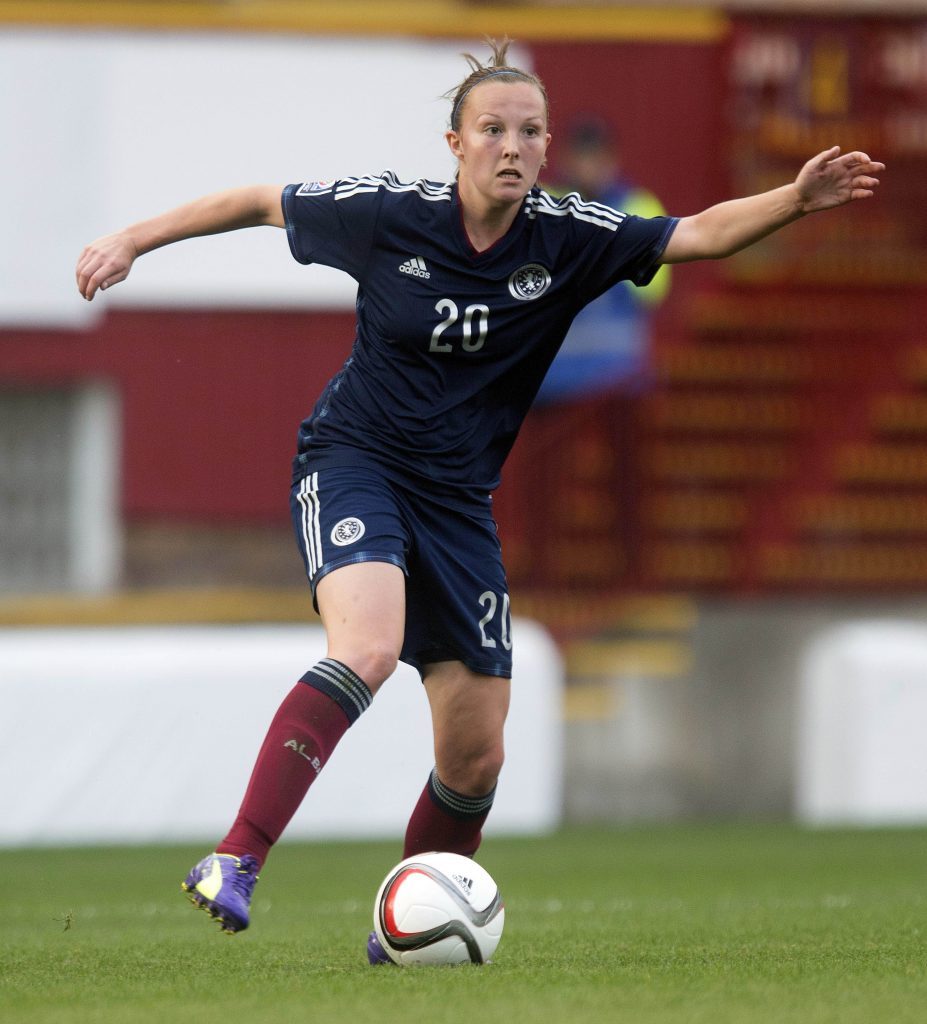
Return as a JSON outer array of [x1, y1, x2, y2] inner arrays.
[[289, 466, 512, 679]]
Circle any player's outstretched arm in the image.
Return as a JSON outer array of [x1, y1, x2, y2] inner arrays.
[[662, 147, 884, 264], [76, 184, 285, 301]]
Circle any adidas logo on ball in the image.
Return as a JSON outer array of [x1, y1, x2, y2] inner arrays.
[[399, 256, 431, 278], [452, 873, 474, 895]]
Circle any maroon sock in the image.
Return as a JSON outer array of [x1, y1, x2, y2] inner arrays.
[[403, 768, 497, 859], [218, 659, 372, 867]]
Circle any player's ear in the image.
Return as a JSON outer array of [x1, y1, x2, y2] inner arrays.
[[445, 129, 464, 161]]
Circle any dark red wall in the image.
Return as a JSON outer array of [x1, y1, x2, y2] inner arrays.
[[0, 310, 355, 523], [533, 39, 726, 216], [533, 38, 727, 325]]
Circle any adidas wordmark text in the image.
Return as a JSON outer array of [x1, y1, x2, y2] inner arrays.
[[399, 256, 431, 279]]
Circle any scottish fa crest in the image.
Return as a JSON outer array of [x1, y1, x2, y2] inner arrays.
[[508, 263, 551, 301], [331, 517, 366, 546]]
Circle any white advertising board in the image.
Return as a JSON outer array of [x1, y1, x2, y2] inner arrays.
[[797, 621, 927, 825], [0, 621, 561, 846]]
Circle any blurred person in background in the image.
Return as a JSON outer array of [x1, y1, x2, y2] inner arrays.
[[537, 115, 670, 402], [75, 38, 883, 962]]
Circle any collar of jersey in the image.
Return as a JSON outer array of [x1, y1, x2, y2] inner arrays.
[[451, 183, 529, 264]]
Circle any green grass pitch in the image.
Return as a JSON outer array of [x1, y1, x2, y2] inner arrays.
[[1, 825, 925, 1023]]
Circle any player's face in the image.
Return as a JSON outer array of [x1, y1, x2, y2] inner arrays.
[[446, 81, 551, 211]]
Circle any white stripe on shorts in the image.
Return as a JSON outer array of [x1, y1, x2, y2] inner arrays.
[[298, 476, 314, 576], [298, 473, 323, 577]]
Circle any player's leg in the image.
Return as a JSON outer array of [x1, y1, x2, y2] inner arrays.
[[214, 561, 405, 859], [183, 468, 408, 933], [316, 560, 407, 685], [395, 492, 513, 860], [184, 561, 405, 932], [369, 486, 513, 962], [368, 662, 508, 965], [404, 661, 510, 858]]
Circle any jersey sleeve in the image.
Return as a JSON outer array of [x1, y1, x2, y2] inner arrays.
[[282, 176, 385, 279], [575, 212, 678, 307]]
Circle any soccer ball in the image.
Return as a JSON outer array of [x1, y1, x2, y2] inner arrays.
[[373, 851, 505, 966]]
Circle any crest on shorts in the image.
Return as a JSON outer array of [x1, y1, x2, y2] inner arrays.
[[331, 517, 366, 546], [508, 263, 551, 301]]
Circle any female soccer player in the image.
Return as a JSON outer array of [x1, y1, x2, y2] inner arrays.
[[75, 40, 883, 958]]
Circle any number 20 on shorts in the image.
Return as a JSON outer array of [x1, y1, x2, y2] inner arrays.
[[478, 590, 512, 650]]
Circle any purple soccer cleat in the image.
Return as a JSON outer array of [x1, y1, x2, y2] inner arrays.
[[181, 852, 260, 934], [367, 930, 393, 965]]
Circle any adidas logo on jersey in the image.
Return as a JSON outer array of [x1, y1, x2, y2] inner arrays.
[[399, 256, 431, 279]]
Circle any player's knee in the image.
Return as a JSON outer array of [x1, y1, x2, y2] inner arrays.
[[474, 746, 505, 792], [334, 645, 399, 690], [442, 744, 504, 796], [462, 761, 504, 797]]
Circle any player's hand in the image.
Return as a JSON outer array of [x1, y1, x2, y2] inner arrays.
[[76, 231, 138, 301], [795, 147, 885, 213]]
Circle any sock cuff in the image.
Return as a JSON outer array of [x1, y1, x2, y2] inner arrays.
[[300, 658, 373, 725], [427, 768, 496, 820]]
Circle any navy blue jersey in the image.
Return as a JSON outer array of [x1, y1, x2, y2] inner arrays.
[[283, 171, 676, 505]]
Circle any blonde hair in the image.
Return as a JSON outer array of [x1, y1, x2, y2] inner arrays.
[[448, 37, 549, 132]]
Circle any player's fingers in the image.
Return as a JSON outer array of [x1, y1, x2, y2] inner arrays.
[[85, 264, 126, 300], [76, 246, 108, 298], [839, 153, 884, 175], [814, 145, 841, 167], [76, 262, 100, 298], [76, 258, 98, 300], [79, 260, 113, 301], [75, 248, 92, 279], [83, 271, 107, 301]]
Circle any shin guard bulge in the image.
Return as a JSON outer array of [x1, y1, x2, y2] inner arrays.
[[218, 659, 372, 865]]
